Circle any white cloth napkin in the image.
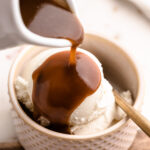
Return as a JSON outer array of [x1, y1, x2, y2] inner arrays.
[[0, 47, 21, 142]]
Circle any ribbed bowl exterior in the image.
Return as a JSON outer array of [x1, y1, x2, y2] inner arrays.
[[12, 108, 137, 150]]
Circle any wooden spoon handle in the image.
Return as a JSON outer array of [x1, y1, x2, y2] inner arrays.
[[113, 90, 150, 137]]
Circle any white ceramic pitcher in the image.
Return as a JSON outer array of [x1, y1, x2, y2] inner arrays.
[[0, 0, 78, 49]]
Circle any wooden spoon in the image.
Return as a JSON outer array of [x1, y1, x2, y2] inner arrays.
[[113, 90, 150, 137]]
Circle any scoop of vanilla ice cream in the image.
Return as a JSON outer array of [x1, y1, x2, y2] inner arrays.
[[70, 78, 116, 135], [15, 48, 132, 135]]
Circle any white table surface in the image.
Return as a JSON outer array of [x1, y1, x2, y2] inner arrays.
[[0, 0, 150, 143]]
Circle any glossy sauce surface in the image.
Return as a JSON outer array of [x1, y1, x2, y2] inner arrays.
[[20, 0, 83, 47], [20, 0, 101, 133], [32, 51, 101, 133], [20, 0, 84, 64]]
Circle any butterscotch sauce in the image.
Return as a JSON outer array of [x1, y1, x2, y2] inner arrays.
[[19, 0, 84, 47], [20, 0, 101, 133], [32, 51, 101, 133], [20, 0, 84, 64]]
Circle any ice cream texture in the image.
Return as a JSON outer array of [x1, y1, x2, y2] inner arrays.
[[15, 48, 132, 135]]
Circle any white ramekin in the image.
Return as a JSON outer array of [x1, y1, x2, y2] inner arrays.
[[8, 34, 144, 150]]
